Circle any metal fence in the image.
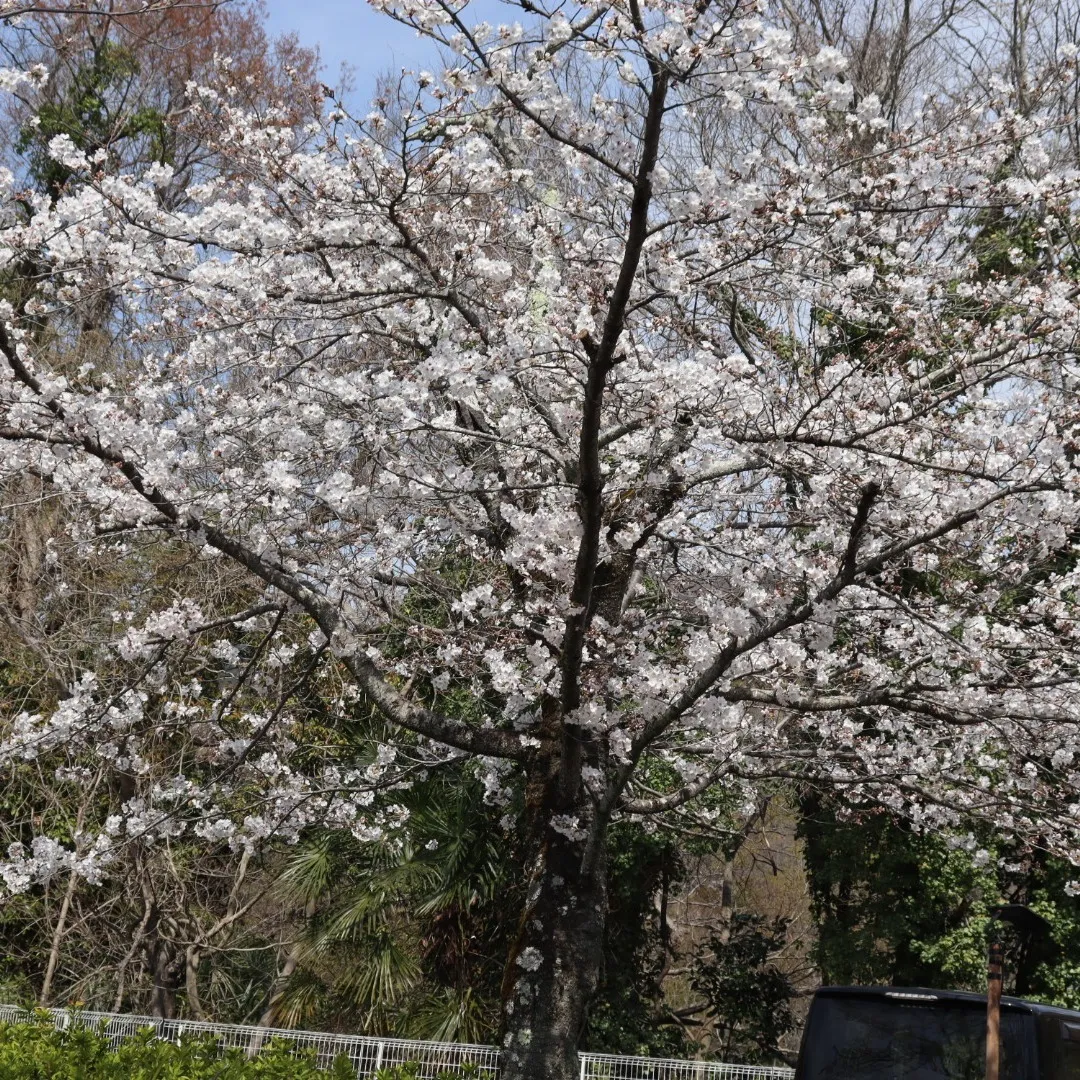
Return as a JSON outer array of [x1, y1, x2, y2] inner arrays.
[[579, 1055, 794, 1080], [0, 1004, 795, 1080]]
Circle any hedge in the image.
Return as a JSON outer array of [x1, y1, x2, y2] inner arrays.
[[0, 1019, 494, 1079]]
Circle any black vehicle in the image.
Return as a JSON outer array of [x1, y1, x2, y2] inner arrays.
[[796, 986, 1080, 1080]]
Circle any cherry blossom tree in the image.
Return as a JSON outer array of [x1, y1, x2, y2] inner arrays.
[[4, 0, 1080, 1073]]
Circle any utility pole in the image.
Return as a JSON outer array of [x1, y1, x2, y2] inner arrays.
[[986, 937, 1003, 1080], [986, 904, 1052, 1080]]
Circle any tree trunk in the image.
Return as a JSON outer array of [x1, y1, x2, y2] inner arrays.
[[185, 945, 206, 1020], [113, 894, 155, 1012], [147, 936, 181, 1019], [151, 962, 179, 1019], [499, 758, 608, 1080], [39, 869, 77, 1006], [258, 895, 318, 1028]]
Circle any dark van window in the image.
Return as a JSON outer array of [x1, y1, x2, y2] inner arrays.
[[799, 995, 1037, 1080], [1039, 1018, 1080, 1080]]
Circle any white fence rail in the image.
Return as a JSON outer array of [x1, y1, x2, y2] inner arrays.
[[0, 1004, 795, 1080], [578, 1053, 794, 1079]]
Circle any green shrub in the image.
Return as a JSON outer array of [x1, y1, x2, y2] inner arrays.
[[374, 1066, 494, 1079], [0, 1018, 498, 1079], [0, 1019, 358, 1079]]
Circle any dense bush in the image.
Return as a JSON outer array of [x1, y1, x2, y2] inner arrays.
[[0, 1019, 493, 1079]]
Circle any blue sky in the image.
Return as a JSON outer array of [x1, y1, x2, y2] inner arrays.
[[264, 0, 502, 103]]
